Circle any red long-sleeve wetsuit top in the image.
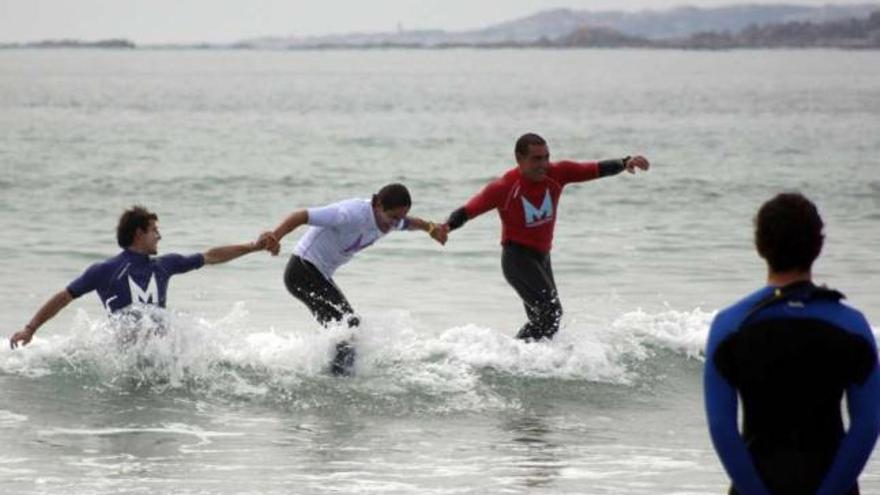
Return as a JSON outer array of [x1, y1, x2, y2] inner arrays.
[[463, 161, 601, 254]]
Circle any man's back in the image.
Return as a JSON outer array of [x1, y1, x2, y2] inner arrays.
[[67, 250, 204, 313], [707, 284, 877, 495]]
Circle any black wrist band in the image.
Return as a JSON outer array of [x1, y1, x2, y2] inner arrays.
[[598, 159, 626, 177], [447, 207, 468, 231]]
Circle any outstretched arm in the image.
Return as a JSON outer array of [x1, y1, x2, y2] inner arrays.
[[443, 178, 505, 234], [267, 209, 309, 256], [445, 207, 468, 233], [597, 155, 650, 176], [404, 216, 447, 245], [557, 155, 651, 183], [10, 290, 73, 349], [203, 238, 268, 265]]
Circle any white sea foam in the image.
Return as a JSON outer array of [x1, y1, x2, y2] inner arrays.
[[610, 306, 717, 361], [0, 301, 719, 411], [38, 423, 244, 454]]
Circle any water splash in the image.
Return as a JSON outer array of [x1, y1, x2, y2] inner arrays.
[[0, 301, 718, 412]]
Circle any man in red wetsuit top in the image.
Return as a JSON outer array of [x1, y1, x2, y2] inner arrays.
[[442, 133, 650, 341]]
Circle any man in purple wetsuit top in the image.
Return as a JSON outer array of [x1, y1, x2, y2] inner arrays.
[[9, 205, 273, 348]]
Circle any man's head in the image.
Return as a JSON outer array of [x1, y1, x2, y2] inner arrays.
[[371, 183, 411, 231], [515, 133, 550, 182], [117, 206, 160, 254], [755, 192, 824, 274]]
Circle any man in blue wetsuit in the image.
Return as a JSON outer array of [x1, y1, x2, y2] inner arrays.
[[9, 206, 272, 348], [704, 193, 879, 495]]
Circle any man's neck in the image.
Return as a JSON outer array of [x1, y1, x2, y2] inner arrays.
[[127, 246, 150, 256], [767, 270, 812, 287], [520, 172, 544, 183]]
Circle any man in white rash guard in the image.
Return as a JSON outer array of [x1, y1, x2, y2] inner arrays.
[[265, 183, 447, 375]]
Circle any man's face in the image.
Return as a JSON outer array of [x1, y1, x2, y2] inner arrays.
[[375, 205, 410, 232], [517, 144, 550, 182], [137, 220, 161, 255]]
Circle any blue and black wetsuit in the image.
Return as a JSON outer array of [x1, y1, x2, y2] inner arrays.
[[66, 249, 204, 313], [705, 282, 880, 495]]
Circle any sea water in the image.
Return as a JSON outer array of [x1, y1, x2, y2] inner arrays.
[[0, 48, 878, 494]]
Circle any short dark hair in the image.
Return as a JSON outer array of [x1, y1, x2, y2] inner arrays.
[[515, 133, 547, 158], [117, 206, 157, 248], [372, 183, 411, 211], [754, 192, 824, 273]]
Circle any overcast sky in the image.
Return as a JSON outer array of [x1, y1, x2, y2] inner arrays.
[[0, 0, 872, 43]]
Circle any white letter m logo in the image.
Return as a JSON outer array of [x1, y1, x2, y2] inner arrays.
[[128, 274, 159, 305], [522, 190, 554, 226]]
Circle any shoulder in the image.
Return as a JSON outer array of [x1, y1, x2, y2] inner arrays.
[[501, 167, 519, 182], [156, 252, 205, 272], [347, 198, 373, 221], [328, 198, 369, 214], [155, 253, 184, 271], [352, 198, 372, 211], [708, 287, 774, 346], [338, 197, 368, 208], [752, 285, 873, 340], [156, 252, 185, 264], [469, 172, 512, 200], [813, 298, 874, 340], [715, 287, 774, 323], [548, 160, 600, 183], [548, 160, 583, 173], [86, 252, 127, 276], [484, 169, 518, 192], [314, 198, 357, 211], [66, 252, 124, 296], [308, 198, 365, 226]]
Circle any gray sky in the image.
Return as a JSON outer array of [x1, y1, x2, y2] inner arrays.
[[0, 0, 871, 43]]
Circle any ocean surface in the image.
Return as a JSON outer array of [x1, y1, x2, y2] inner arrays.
[[0, 48, 878, 494]]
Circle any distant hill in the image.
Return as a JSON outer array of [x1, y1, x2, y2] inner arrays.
[[552, 26, 651, 48], [670, 10, 880, 48], [1, 39, 135, 49], [237, 3, 880, 48], [3, 4, 880, 51], [541, 4, 880, 40]]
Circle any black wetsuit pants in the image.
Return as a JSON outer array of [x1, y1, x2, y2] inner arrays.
[[284, 255, 358, 374], [501, 242, 562, 341], [284, 255, 359, 328]]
